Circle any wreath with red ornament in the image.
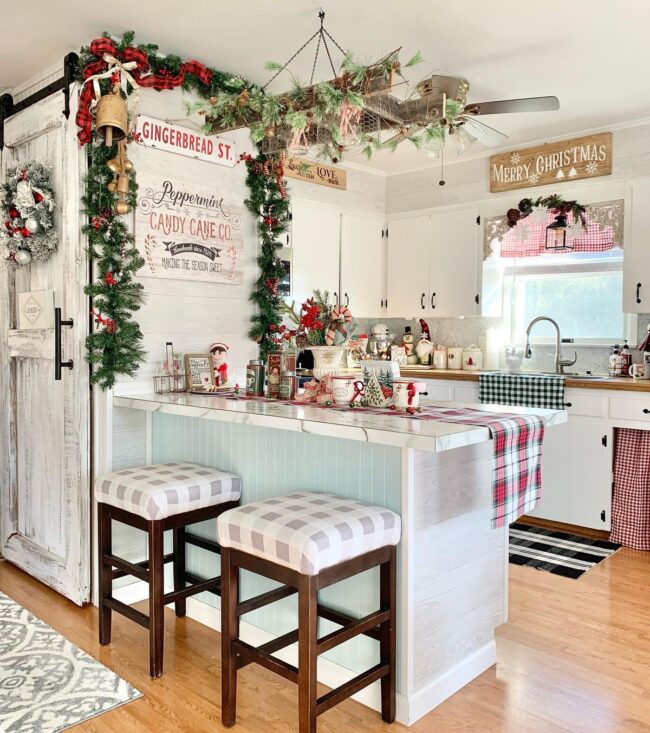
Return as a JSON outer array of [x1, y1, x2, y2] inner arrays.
[[0, 162, 57, 267]]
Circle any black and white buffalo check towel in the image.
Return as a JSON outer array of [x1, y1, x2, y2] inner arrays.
[[479, 372, 566, 410]]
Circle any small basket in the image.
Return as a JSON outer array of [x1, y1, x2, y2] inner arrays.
[[152, 373, 186, 394]]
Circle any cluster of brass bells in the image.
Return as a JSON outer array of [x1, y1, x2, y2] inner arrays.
[[107, 141, 133, 215], [95, 85, 133, 215]]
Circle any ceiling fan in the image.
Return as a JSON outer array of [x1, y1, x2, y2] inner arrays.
[[367, 75, 560, 155]]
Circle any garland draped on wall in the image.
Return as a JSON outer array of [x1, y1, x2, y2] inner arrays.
[[76, 31, 286, 387]]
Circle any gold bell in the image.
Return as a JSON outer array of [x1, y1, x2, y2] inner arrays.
[[95, 89, 128, 147]]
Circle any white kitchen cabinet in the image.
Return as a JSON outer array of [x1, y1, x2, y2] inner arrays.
[[340, 212, 385, 317], [429, 208, 481, 317], [386, 209, 480, 318], [385, 215, 431, 317], [291, 199, 341, 306], [623, 177, 650, 313], [530, 413, 612, 531]]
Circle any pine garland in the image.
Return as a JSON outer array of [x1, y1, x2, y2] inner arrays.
[[82, 142, 146, 389], [242, 153, 290, 360]]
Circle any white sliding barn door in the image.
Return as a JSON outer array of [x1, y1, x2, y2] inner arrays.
[[0, 90, 90, 604]]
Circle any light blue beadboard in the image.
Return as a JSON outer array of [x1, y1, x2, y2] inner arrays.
[[152, 412, 402, 680]]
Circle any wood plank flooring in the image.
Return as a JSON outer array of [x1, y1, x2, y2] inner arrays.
[[1, 546, 649, 732]]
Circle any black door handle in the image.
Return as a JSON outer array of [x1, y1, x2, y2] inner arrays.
[[333, 291, 339, 306], [564, 402, 572, 407], [421, 292, 425, 309], [55, 307, 74, 381], [344, 292, 349, 307], [637, 283, 642, 304], [431, 292, 436, 309]]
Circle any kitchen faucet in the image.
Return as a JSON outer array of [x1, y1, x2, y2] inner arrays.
[[524, 316, 577, 374]]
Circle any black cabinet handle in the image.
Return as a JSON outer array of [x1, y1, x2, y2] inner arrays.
[[54, 307, 74, 381], [637, 283, 642, 304], [333, 291, 339, 305], [563, 402, 572, 407], [420, 292, 426, 309], [381, 298, 384, 308], [431, 292, 436, 309], [344, 292, 349, 307], [643, 409, 650, 414]]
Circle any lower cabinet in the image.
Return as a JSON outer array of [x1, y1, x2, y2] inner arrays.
[[530, 414, 613, 530]]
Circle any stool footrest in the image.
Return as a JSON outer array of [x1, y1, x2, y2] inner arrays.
[[164, 576, 220, 604], [104, 597, 149, 629], [317, 604, 382, 642], [185, 532, 222, 555], [237, 584, 297, 617], [109, 552, 175, 581], [233, 639, 298, 684], [317, 608, 389, 655], [316, 662, 389, 717], [257, 629, 299, 656]]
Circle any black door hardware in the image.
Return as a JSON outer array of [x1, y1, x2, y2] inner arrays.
[[55, 307, 74, 381]]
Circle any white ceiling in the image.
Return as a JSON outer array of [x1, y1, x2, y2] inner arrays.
[[3, 0, 650, 173]]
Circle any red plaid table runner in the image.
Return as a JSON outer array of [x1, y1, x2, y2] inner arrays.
[[205, 393, 545, 529]]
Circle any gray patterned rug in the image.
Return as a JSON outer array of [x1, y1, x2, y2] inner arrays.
[[0, 591, 142, 732]]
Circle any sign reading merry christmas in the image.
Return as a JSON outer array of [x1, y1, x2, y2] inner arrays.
[[135, 171, 243, 284], [489, 132, 612, 192]]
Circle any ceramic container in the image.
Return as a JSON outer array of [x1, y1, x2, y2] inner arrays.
[[432, 346, 448, 369], [630, 363, 650, 380], [309, 345, 346, 380], [447, 346, 463, 369], [392, 379, 426, 409], [331, 375, 365, 404], [462, 345, 483, 371]]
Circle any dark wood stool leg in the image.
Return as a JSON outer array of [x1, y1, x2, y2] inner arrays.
[[221, 547, 239, 728], [380, 545, 397, 723], [173, 526, 187, 617], [148, 520, 165, 678], [298, 574, 318, 733], [98, 503, 113, 646]]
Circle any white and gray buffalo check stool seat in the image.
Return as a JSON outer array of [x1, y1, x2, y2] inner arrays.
[[217, 492, 401, 732], [95, 462, 241, 678]]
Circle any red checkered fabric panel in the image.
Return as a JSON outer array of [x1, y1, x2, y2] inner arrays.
[[610, 428, 650, 550], [501, 210, 618, 257]]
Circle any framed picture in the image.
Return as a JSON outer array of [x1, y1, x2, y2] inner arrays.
[[184, 353, 215, 391]]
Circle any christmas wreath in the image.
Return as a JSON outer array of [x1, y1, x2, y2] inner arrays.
[[1, 162, 57, 266]]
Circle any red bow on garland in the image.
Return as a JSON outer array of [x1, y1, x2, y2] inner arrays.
[[76, 37, 213, 145]]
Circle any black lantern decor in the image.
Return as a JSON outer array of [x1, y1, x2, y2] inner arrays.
[[545, 212, 572, 251]]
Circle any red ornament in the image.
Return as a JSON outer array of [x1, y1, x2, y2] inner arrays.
[[269, 323, 277, 332], [9, 208, 19, 219], [104, 271, 117, 286], [20, 228, 31, 237], [33, 192, 44, 204], [5, 221, 12, 230]]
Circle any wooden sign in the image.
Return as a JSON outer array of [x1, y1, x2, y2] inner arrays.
[[135, 170, 244, 284], [489, 132, 612, 192], [135, 115, 236, 167], [184, 353, 214, 391], [284, 157, 347, 190]]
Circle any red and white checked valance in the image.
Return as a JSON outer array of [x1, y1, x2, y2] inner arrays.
[[484, 200, 624, 260]]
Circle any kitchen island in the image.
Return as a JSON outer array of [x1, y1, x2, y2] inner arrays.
[[113, 392, 566, 726]]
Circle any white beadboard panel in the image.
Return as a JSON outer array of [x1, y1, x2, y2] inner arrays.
[[287, 165, 386, 215], [151, 412, 402, 680]]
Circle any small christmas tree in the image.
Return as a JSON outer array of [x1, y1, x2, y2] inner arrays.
[[365, 371, 387, 407]]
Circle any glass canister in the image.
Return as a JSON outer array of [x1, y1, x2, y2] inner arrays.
[[279, 370, 298, 400], [246, 359, 265, 396]]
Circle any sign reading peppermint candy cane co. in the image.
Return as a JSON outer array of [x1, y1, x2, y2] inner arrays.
[[135, 115, 236, 167], [284, 156, 347, 190], [489, 132, 612, 192]]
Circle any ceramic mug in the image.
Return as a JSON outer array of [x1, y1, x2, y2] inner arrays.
[[630, 363, 650, 380], [331, 376, 365, 404], [392, 379, 425, 410]]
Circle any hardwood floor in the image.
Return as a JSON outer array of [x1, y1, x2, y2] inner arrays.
[[1, 548, 650, 732]]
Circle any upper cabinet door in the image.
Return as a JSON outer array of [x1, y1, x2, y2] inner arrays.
[[623, 178, 650, 313], [291, 199, 341, 305], [386, 215, 431, 318], [429, 208, 480, 317], [340, 213, 385, 317]]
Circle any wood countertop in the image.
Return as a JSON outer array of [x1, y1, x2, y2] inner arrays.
[[399, 368, 650, 392]]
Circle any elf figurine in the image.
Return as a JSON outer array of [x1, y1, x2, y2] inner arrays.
[[209, 342, 229, 386]]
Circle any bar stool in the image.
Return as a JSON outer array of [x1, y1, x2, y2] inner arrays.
[[216, 492, 401, 733], [95, 462, 241, 677]]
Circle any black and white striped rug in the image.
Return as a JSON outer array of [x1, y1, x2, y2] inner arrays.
[[509, 522, 621, 579]]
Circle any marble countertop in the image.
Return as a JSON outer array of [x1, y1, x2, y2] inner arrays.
[[114, 392, 566, 453]]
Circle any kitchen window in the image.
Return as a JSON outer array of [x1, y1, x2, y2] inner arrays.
[[483, 205, 636, 346]]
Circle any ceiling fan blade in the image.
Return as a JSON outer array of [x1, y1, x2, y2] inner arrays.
[[464, 96, 560, 116], [460, 116, 509, 147]]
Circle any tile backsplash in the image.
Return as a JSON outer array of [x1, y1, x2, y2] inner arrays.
[[353, 314, 650, 374]]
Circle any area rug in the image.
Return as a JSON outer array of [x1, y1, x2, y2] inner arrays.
[[0, 591, 141, 732], [509, 522, 620, 579]]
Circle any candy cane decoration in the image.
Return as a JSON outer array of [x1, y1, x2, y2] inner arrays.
[[325, 304, 352, 346]]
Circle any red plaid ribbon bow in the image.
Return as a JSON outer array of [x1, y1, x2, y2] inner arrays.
[[76, 37, 213, 145]]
